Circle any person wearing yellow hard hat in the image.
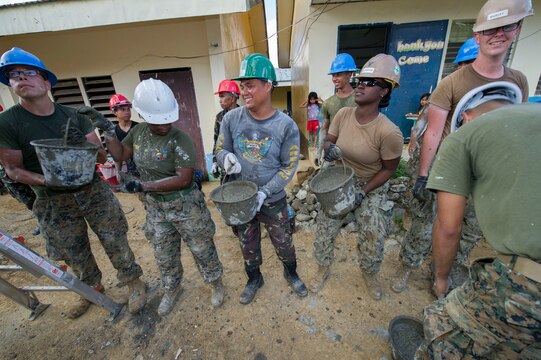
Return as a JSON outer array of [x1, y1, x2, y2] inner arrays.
[[311, 54, 403, 300], [393, 0, 533, 294]]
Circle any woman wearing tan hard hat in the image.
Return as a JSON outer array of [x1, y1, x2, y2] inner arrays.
[[310, 54, 403, 300]]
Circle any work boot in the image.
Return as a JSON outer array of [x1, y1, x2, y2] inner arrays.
[[239, 265, 264, 305], [283, 261, 308, 297], [127, 278, 147, 314], [391, 263, 412, 293], [210, 278, 225, 307], [362, 271, 383, 300], [309, 265, 331, 293], [65, 284, 104, 319], [158, 286, 183, 316]]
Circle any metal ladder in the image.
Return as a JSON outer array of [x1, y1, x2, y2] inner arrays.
[[0, 228, 124, 320]]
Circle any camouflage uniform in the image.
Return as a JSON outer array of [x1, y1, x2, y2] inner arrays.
[[315, 179, 392, 273], [145, 187, 223, 289], [234, 196, 296, 267], [399, 146, 483, 268], [32, 178, 143, 287], [415, 258, 541, 359], [0, 165, 35, 210]]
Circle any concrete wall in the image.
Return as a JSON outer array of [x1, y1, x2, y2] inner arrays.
[[296, 0, 540, 101]]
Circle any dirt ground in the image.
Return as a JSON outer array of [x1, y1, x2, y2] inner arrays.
[[0, 160, 494, 360]]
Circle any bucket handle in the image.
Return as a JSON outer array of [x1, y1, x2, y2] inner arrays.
[[63, 117, 72, 147]]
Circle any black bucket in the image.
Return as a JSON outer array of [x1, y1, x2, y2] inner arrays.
[[310, 166, 355, 217], [209, 181, 258, 226], [31, 139, 99, 189], [388, 316, 424, 360]]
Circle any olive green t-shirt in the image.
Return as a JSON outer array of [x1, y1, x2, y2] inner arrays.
[[427, 104, 541, 260], [320, 92, 356, 126], [329, 108, 403, 179], [429, 64, 528, 141], [0, 104, 94, 174], [123, 123, 195, 184]]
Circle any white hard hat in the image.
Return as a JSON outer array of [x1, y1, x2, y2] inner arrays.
[[132, 78, 179, 125], [450, 81, 522, 132]]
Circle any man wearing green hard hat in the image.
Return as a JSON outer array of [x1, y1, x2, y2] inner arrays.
[[215, 53, 307, 304]]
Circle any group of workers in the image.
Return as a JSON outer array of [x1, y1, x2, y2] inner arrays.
[[0, 0, 539, 358]]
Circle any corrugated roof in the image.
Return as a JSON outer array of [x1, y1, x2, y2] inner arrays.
[[0, 0, 54, 8]]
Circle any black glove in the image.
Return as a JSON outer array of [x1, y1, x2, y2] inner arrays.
[[77, 106, 115, 133], [62, 126, 86, 145], [122, 179, 143, 193], [413, 176, 430, 202], [324, 144, 342, 162], [356, 190, 366, 207]]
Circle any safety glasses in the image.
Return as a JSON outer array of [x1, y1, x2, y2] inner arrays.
[[481, 22, 520, 36], [7, 69, 41, 79], [355, 78, 387, 88]]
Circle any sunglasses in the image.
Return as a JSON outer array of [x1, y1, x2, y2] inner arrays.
[[480, 22, 520, 36], [7, 69, 42, 79], [355, 78, 387, 88]]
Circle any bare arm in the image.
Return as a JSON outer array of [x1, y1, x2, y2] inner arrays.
[[142, 168, 194, 192], [0, 148, 45, 186], [418, 105, 448, 176], [363, 157, 401, 194], [103, 134, 133, 163], [321, 118, 330, 131], [432, 191, 466, 298], [299, 100, 308, 108], [323, 133, 337, 151]]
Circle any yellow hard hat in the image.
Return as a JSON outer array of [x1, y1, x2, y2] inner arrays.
[[473, 0, 534, 32]]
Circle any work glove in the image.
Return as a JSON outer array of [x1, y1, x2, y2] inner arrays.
[[255, 191, 267, 212], [211, 162, 221, 178], [224, 153, 241, 175], [62, 125, 86, 145], [78, 106, 116, 135], [122, 179, 144, 193], [355, 189, 366, 207], [324, 144, 342, 162], [412, 176, 430, 202]]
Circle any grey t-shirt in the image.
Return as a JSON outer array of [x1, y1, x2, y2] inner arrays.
[[215, 106, 300, 203]]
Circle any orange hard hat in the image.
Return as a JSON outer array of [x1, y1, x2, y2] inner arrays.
[[215, 79, 240, 95], [109, 94, 131, 111]]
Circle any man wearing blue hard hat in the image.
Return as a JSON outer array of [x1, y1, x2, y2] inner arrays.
[[393, 0, 533, 294], [314, 53, 359, 166], [453, 37, 479, 69], [0, 47, 147, 318]]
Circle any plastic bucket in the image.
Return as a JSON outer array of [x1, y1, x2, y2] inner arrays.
[[388, 316, 424, 360], [209, 180, 258, 226], [310, 166, 355, 217], [31, 139, 99, 188]]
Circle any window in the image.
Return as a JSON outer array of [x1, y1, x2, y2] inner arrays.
[[536, 74, 541, 96], [51, 79, 85, 108], [81, 76, 116, 121], [337, 24, 391, 69]]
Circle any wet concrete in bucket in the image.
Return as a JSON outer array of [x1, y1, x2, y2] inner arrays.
[[312, 172, 351, 193], [390, 318, 424, 360]]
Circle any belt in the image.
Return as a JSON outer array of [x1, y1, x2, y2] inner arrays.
[[147, 183, 196, 202], [497, 254, 541, 283], [31, 183, 90, 198]]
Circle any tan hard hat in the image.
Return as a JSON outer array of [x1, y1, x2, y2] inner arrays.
[[473, 0, 534, 32], [355, 54, 401, 88]]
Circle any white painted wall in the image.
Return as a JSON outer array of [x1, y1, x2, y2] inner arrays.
[[302, 0, 540, 99]]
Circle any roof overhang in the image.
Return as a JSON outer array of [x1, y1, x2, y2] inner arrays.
[[276, 0, 294, 68]]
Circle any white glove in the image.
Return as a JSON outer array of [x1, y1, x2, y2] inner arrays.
[[211, 162, 219, 174], [224, 153, 242, 175], [256, 191, 267, 212]]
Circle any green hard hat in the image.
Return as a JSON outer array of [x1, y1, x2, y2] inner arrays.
[[233, 53, 277, 83]]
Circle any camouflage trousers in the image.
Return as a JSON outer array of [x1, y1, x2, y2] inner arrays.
[[0, 166, 35, 210], [314, 181, 392, 273], [400, 147, 483, 268], [144, 188, 223, 290], [415, 257, 541, 359], [33, 179, 143, 287], [233, 196, 296, 268]]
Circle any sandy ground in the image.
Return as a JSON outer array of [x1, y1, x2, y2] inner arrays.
[[0, 158, 494, 360]]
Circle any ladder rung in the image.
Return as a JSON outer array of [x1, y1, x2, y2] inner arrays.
[[0, 265, 24, 271], [20, 286, 69, 292]]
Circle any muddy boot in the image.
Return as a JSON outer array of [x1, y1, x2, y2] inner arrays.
[[391, 263, 412, 293], [362, 271, 383, 300], [31, 226, 40, 236], [239, 265, 264, 305], [127, 278, 147, 314], [210, 278, 225, 307], [283, 261, 308, 297], [65, 284, 104, 319], [158, 286, 183, 316], [309, 265, 331, 293]]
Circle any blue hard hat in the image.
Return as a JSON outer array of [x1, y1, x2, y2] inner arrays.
[[328, 53, 359, 75], [453, 38, 479, 64], [0, 47, 57, 86]]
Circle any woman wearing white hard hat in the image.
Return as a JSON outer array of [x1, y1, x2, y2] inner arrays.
[[311, 54, 403, 300], [105, 78, 224, 316]]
